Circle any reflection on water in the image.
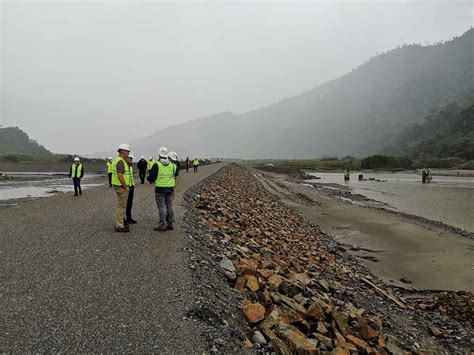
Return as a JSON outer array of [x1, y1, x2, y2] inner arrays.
[[308, 171, 474, 232], [0, 173, 103, 201]]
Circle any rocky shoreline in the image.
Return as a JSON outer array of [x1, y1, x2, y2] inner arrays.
[[182, 163, 473, 354]]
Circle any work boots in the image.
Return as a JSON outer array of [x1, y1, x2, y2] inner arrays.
[[115, 225, 130, 233]]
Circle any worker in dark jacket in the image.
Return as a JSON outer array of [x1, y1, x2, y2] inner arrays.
[[137, 156, 148, 184], [69, 157, 84, 196]]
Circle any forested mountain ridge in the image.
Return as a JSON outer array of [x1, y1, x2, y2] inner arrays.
[[385, 93, 474, 160], [0, 127, 53, 157], [137, 29, 473, 158]]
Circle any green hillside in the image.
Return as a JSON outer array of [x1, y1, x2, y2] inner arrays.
[[386, 94, 474, 160], [0, 127, 53, 158]]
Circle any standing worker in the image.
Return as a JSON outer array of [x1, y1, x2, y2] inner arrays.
[[168, 151, 180, 172], [69, 157, 84, 196], [185, 157, 190, 173], [106, 157, 113, 187], [148, 147, 177, 231], [193, 158, 200, 173], [137, 156, 147, 184], [112, 144, 131, 233], [125, 153, 137, 224]]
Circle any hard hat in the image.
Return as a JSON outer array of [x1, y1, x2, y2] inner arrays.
[[74, 157, 80, 162], [168, 151, 178, 161], [149, 156, 153, 160], [128, 152, 134, 159], [158, 146, 168, 158], [117, 143, 131, 152], [108, 156, 113, 161], [140, 156, 145, 160]]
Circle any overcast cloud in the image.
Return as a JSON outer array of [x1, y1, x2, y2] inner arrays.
[[1, 0, 472, 154]]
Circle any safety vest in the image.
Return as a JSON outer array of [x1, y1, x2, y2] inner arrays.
[[71, 163, 83, 178], [111, 156, 130, 187], [147, 160, 156, 170], [155, 161, 176, 188], [193, 159, 200, 166], [107, 161, 113, 174], [128, 166, 135, 187]]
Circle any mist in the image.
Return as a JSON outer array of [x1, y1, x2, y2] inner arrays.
[[1, 0, 472, 155]]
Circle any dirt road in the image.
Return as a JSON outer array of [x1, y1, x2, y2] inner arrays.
[[0, 163, 227, 352]]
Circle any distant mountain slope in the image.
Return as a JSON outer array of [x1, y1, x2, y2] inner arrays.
[[133, 29, 474, 159], [0, 127, 53, 157], [385, 94, 474, 160]]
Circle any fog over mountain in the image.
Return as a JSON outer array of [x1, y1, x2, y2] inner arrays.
[[132, 29, 474, 159], [1, 1, 472, 156]]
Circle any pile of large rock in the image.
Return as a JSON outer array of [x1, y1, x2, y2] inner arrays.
[[193, 164, 471, 354]]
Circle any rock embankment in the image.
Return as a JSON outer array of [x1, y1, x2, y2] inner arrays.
[[186, 164, 472, 354]]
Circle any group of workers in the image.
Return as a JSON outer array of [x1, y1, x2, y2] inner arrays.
[[71, 146, 201, 233]]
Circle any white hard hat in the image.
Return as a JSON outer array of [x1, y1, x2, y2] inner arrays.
[[128, 152, 134, 159], [149, 156, 153, 160], [168, 151, 178, 161], [74, 157, 80, 162], [108, 156, 113, 161], [140, 156, 145, 160], [158, 146, 168, 158], [117, 143, 131, 152]]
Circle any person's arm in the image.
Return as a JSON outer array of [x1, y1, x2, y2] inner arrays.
[[69, 166, 72, 178], [116, 161, 128, 189], [147, 163, 158, 182], [81, 166, 84, 179]]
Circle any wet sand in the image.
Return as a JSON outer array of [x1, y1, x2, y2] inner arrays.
[[256, 170, 474, 292]]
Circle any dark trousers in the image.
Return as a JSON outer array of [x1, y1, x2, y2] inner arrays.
[[155, 191, 174, 227], [185, 164, 189, 172], [126, 186, 134, 220], [108, 173, 112, 187], [73, 178, 82, 195], [139, 169, 146, 184], [193, 165, 198, 172]]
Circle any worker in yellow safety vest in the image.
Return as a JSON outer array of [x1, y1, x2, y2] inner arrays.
[[192, 158, 200, 173], [124, 153, 137, 225], [69, 157, 84, 196], [106, 156, 113, 187], [148, 146, 178, 231], [112, 144, 131, 233]]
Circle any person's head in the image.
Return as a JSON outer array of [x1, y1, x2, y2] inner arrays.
[[117, 143, 131, 158], [140, 156, 145, 161], [168, 151, 178, 162], [74, 157, 80, 164], [126, 153, 134, 165], [108, 156, 113, 162], [158, 146, 169, 159], [149, 155, 153, 161]]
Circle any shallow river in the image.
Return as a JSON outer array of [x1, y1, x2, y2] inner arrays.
[[308, 171, 474, 232], [0, 173, 103, 202]]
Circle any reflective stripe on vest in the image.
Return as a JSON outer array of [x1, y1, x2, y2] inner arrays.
[[155, 161, 176, 188], [71, 164, 83, 178], [111, 156, 130, 186], [107, 162, 113, 174]]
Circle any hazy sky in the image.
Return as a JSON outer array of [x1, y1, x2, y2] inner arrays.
[[1, 0, 472, 154]]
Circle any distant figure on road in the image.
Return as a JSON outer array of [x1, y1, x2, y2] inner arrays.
[[125, 153, 137, 225], [185, 157, 190, 172], [344, 169, 350, 181], [137, 156, 147, 184], [148, 146, 178, 231], [193, 158, 200, 173], [112, 144, 131, 233], [69, 157, 84, 196], [106, 156, 113, 187]]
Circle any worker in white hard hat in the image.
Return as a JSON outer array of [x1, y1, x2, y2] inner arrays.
[[69, 157, 84, 196], [148, 146, 177, 231], [137, 155, 147, 184], [106, 156, 113, 187], [124, 153, 137, 225], [111, 143, 131, 233]]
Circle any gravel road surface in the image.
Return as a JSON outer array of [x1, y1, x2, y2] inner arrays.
[[0, 163, 227, 352]]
